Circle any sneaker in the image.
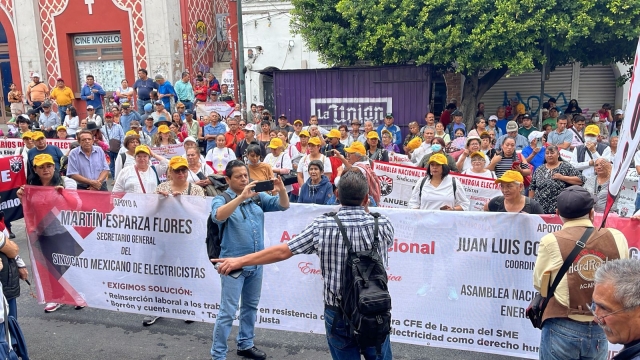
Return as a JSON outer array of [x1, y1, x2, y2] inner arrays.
[[44, 303, 63, 313], [75, 305, 86, 310], [142, 316, 160, 326], [237, 346, 267, 360]]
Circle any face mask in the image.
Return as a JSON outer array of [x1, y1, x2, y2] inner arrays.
[[431, 144, 442, 152], [585, 136, 597, 143]]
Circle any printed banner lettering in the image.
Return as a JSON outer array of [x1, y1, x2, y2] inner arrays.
[[0, 138, 74, 156], [0, 156, 26, 222], [373, 161, 502, 210], [310, 97, 392, 125], [24, 189, 639, 359], [196, 101, 234, 120]]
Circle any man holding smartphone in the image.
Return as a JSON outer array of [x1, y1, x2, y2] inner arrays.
[[209, 160, 289, 360]]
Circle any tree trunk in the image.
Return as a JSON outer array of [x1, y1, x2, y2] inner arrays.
[[460, 67, 509, 131]]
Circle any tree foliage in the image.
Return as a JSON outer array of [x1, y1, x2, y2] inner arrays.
[[291, 0, 640, 125]]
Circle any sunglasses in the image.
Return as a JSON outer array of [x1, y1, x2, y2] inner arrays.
[[173, 168, 188, 174]]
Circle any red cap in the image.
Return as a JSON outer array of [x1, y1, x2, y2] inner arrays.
[[105, 112, 114, 118], [56, 77, 64, 82]]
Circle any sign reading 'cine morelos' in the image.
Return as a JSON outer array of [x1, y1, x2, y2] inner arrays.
[[74, 33, 122, 46], [310, 97, 392, 125]]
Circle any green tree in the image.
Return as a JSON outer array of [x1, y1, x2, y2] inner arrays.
[[291, 0, 640, 128]]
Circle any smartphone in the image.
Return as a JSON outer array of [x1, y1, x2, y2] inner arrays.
[[253, 180, 274, 192], [214, 263, 242, 279], [536, 138, 543, 149], [512, 161, 521, 169], [324, 150, 334, 157]]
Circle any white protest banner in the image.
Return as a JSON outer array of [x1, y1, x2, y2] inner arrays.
[[25, 188, 636, 359], [0, 138, 75, 156], [221, 68, 234, 94], [616, 168, 639, 217], [559, 149, 573, 162], [196, 101, 234, 119], [388, 153, 414, 166], [373, 161, 501, 210], [148, 144, 185, 181]]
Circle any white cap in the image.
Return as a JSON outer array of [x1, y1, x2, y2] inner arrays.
[[183, 136, 197, 144], [232, 111, 242, 117], [488, 115, 498, 121], [32, 73, 40, 78], [528, 130, 544, 143], [243, 123, 256, 132], [615, 109, 624, 115], [256, 102, 264, 107]]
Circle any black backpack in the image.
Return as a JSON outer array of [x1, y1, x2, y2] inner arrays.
[[328, 211, 391, 355], [206, 192, 261, 260]]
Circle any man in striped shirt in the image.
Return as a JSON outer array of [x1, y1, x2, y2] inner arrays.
[[212, 169, 395, 359]]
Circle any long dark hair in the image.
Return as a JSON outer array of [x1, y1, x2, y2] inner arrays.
[[27, 170, 63, 186], [426, 162, 450, 179], [68, 106, 78, 118]]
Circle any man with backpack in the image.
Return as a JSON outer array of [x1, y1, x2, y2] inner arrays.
[[209, 160, 289, 360], [212, 169, 394, 359]]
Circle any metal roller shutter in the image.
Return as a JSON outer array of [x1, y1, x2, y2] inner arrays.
[[576, 65, 616, 119], [478, 66, 573, 118]]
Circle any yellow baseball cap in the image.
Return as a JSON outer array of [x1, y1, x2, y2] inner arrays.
[[407, 137, 422, 151], [169, 156, 188, 169], [366, 131, 380, 140], [125, 130, 139, 137], [56, 125, 67, 132], [326, 129, 341, 138], [158, 125, 170, 133], [585, 124, 600, 136], [308, 137, 322, 146], [427, 153, 448, 166], [267, 137, 283, 149], [495, 170, 524, 184], [381, 129, 392, 137], [134, 145, 150, 155], [299, 130, 310, 138], [344, 141, 366, 156], [21, 131, 33, 139], [33, 154, 54, 167], [293, 119, 303, 125], [469, 151, 486, 159], [32, 131, 45, 140]]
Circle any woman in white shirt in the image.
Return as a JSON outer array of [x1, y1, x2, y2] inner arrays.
[[113, 145, 169, 194], [297, 137, 332, 184], [409, 153, 470, 211], [63, 106, 79, 138], [116, 79, 134, 105], [264, 137, 293, 192], [185, 147, 214, 184], [462, 152, 496, 179], [456, 136, 489, 172], [115, 131, 141, 179], [205, 134, 236, 174]]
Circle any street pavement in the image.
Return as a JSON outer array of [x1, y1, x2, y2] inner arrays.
[[11, 219, 524, 360]]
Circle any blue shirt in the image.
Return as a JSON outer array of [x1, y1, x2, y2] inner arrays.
[[142, 126, 157, 138], [66, 146, 110, 180], [39, 111, 59, 130], [521, 145, 546, 170], [119, 111, 141, 132], [496, 119, 509, 135], [27, 145, 64, 172], [211, 190, 287, 266], [547, 129, 573, 147], [133, 78, 158, 100], [157, 81, 178, 110], [376, 124, 402, 147], [80, 84, 106, 109], [101, 123, 125, 144], [204, 123, 227, 152]]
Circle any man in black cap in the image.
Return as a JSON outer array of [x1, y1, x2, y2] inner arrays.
[[446, 110, 466, 140], [38, 101, 59, 138], [533, 186, 629, 360]]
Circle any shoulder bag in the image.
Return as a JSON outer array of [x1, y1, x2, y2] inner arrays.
[[525, 227, 594, 329]]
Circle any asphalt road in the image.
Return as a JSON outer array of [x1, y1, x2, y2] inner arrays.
[[10, 219, 525, 360]]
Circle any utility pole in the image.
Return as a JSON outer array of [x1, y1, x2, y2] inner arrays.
[[236, 0, 246, 108]]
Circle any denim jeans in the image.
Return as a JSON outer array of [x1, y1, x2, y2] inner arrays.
[[211, 266, 263, 360], [95, 107, 104, 120], [635, 193, 640, 216], [180, 100, 193, 112], [58, 105, 68, 122], [108, 151, 118, 179], [539, 318, 607, 360], [323, 308, 392, 360], [137, 99, 151, 115]]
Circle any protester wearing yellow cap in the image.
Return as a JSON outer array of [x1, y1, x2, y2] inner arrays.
[[152, 124, 177, 148], [462, 151, 495, 179], [56, 125, 72, 140], [298, 135, 332, 186], [364, 131, 389, 162], [32, 131, 45, 140], [333, 141, 372, 187], [113, 144, 170, 195], [344, 141, 366, 156], [381, 129, 401, 154], [484, 170, 544, 213], [323, 128, 346, 157], [457, 136, 488, 172], [27, 129, 64, 177], [115, 130, 146, 179], [409, 152, 470, 211], [33, 153, 55, 167], [154, 156, 205, 197], [20, 131, 33, 140], [570, 123, 611, 178], [264, 137, 294, 190]]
